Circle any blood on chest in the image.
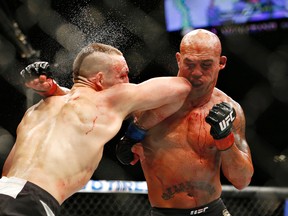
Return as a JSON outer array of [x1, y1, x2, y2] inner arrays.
[[145, 109, 216, 160], [187, 112, 214, 146], [162, 111, 215, 153]]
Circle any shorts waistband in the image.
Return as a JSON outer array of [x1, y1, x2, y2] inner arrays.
[[1, 176, 60, 215], [151, 198, 224, 215], [24, 181, 60, 213]]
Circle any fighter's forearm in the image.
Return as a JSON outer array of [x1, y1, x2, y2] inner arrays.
[[135, 108, 166, 130], [135, 93, 187, 130], [34, 81, 70, 97], [221, 142, 254, 190]]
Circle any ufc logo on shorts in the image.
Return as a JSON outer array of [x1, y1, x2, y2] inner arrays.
[[190, 207, 208, 215], [219, 111, 235, 131]]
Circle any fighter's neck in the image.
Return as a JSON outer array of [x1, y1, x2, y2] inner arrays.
[[73, 76, 99, 91], [186, 89, 213, 108]]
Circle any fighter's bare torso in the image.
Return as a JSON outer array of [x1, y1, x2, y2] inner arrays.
[[133, 88, 240, 208], [5, 87, 125, 204]]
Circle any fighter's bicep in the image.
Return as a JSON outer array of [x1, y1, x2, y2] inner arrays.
[[111, 83, 158, 114], [232, 104, 251, 154], [232, 104, 246, 138]]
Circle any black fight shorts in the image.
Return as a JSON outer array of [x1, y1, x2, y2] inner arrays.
[[0, 177, 60, 216], [149, 198, 231, 216]]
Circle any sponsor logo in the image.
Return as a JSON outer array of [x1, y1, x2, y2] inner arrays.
[[219, 111, 235, 131], [190, 207, 208, 215]]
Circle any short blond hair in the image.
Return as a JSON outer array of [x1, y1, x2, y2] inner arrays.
[[72, 43, 123, 78]]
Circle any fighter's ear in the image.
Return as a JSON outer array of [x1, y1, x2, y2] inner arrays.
[[219, 56, 227, 70], [94, 72, 104, 89], [176, 52, 181, 66]]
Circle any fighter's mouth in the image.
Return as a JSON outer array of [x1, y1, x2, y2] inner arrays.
[[191, 80, 203, 87]]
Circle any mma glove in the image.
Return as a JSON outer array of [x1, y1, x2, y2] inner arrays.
[[116, 121, 147, 165], [205, 102, 236, 151], [20, 61, 57, 96], [20, 61, 52, 81]]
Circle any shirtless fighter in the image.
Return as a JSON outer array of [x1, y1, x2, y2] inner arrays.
[[0, 43, 191, 216], [116, 29, 254, 216]]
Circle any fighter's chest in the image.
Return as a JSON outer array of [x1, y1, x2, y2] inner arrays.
[[153, 109, 215, 150]]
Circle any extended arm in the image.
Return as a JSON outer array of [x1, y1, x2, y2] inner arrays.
[[116, 76, 191, 165], [124, 76, 191, 115]]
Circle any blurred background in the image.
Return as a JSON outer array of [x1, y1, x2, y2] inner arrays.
[[0, 0, 288, 188]]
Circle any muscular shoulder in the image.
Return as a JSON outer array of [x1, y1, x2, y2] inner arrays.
[[213, 88, 246, 132], [64, 88, 127, 122], [213, 88, 241, 107]]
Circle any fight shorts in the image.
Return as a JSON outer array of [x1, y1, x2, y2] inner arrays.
[[149, 198, 231, 216], [0, 176, 60, 216]]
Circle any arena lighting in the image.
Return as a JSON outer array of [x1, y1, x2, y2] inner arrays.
[[274, 154, 287, 163]]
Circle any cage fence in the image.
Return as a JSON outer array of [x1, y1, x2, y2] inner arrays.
[[60, 180, 288, 216]]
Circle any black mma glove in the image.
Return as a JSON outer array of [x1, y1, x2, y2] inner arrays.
[[205, 102, 236, 150], [20, 61, 52, 82], [20, 61, 58, 96], [116, 121, 147, 165]]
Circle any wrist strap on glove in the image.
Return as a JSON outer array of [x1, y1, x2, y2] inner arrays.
[[125, 121, 147, 141], [34, 81, 58, 97], [115, 121, 147, 165], [214, 133, 234, 151]]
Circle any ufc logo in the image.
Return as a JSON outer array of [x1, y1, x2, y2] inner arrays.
[[190, 207, 208, 215], [219, 111, 235, 131]]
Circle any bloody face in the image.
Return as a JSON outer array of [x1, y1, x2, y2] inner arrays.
[[176, 44, 225, 96]]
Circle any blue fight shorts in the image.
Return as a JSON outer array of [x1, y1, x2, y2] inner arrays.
[[149, 198, 231, 216], [0, 176, 60, 216]]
